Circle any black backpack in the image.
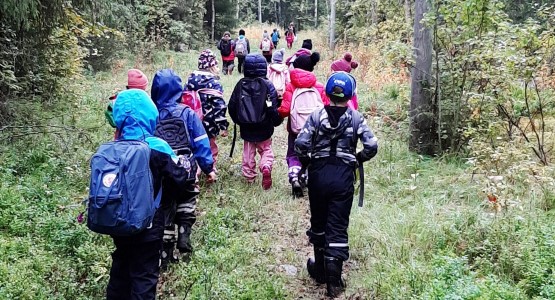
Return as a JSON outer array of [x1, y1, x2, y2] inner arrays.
[[220, 40, 232, 57], [229, 78, 270, 157], [154, 105, 197, 182]]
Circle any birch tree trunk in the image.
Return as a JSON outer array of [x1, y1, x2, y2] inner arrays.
[[404, 0, 412, 25], [371, 0, 378, 24], [409, 0, 435, 155], [211, 0, 215, 40], [315, 0, 318, 27], [259, 0, 262, 23], [329, 0, 336, 50]]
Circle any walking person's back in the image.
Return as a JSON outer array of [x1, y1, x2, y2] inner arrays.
[[235, 29, 250, 74], [228, 53, 282, 189], [294, 72, 378, 298]]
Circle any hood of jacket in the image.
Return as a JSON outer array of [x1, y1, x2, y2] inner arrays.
[[289, 68, 317, 88], [113, 89, 175, 157], [187, 71, 220, 90], [319, 107, 353, 139], [269, 63, 288, 73], [244, 53, 268, 78], [151, 69, 183, 109]]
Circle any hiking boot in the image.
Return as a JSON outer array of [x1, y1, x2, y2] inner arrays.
[[160, 243, 178, 271], [291, 178, 303, 198], [307, 247, 325, 284], [177, 225, 193, 253], [262, 167, 272, 190], [325, 257, 346, 298]]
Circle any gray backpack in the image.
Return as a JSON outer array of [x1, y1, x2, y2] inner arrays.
[[235, 38, 248, 56]]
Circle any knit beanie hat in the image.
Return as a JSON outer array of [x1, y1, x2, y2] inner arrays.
[[331, 52, 359, 73], [302, 39, 313, 50], [293, 52, 320, 72], [127, 69, 148, 90], [272, 48, 286, 63], [198, 49, 218, 70]]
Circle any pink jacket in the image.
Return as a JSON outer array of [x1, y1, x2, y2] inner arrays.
[[278, 68, 330, 119]]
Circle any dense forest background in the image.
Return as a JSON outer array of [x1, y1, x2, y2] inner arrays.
[[2, 0, 555, 299]]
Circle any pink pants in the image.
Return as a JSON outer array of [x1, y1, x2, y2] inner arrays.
[[242, 138, 274, 181]]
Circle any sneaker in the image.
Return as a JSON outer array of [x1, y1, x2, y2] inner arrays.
[[262, 167, 272, 190], [292, 178, 303, 198]]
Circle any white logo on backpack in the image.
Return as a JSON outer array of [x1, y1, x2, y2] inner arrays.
[[262, 39, 272, 52], [268, 68, 286, 97], [290, 87, 324, 134]]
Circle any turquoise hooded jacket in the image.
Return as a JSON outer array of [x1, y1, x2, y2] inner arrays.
[[113, 89, 176, 159]]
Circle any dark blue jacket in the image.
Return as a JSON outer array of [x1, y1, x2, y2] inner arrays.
[[185, 71, 229, 138], [229, 54, 282, 142], [151, 69, 214, 174]]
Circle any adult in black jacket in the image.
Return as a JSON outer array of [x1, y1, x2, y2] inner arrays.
[[228, 53, 283, 189]]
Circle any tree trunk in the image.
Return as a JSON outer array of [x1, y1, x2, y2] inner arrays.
[[278, 0, 282, 28], [237, 1, 239, 20], [409, 0, 435, 155], [371, 0, 378, 24], [404, 0, 412, 25], [315, 0, 318, 27], [211, 0, 215, 40], [329, 0, 336, 50], [259, 0, 262, 23]]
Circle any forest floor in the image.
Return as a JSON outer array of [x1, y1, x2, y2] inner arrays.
[[1, 26, 554, 300]]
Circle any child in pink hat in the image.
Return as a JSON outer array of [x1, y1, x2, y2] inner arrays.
[[106, 69, 150, 138], [331, 53, 359, 110]]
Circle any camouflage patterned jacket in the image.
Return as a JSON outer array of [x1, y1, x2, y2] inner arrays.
[[294, 107, 378, 166]]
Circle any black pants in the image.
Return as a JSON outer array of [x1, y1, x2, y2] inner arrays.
[[237, 56, 245, 73], [263, 54, 272, 63], [163, 188, 199, 245], [306, 157, 355, 261], [107, 240, 162, 300]]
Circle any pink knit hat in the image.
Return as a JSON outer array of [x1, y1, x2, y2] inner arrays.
[[127, 69, 148, 90], [330, 53, 359, 73]]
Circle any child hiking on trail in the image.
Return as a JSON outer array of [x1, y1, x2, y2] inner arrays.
[[285, 28, 295, 49], [271, 28, 280, 48], [105, 69, 149, 138], [260, 31, 275, 63], [185, 50, 229, 172], [235, 29, 251, 74], [294, 72, 378, 298], [228, 53, 282, 189], [103, 89, 194, 300], [278, 52, 329, 197], [267, 48, 290, 102], [285, 39, 313, 67], [331, 53, 360, 110], [217, 31, 235, 75], [150, 69, 217, 269]]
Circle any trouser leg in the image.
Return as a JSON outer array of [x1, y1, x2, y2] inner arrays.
[[107, 244, 132, 299], [257, 138, 274, 172], [286, 132, 301, 182], [129, 240, 163, 300], [242, 141, 257, 181]]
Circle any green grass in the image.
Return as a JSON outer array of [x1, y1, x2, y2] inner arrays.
[[1, 44, 555, 299]]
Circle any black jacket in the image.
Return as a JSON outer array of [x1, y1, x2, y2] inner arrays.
[[229, 54, 282, 142]]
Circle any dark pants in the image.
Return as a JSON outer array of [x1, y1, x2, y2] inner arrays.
[[263, 54, 272, 63], [306, 157, 355, 261], [237, 56, 245, 73], [273, 41, 278, 48], [107, 240, 162, 300], [163, 188, 199, 248]]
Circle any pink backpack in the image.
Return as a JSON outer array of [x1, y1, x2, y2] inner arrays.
[[268, 67, 287, 98], [182, 88, 223, 121], [290, 87, 324, 133]]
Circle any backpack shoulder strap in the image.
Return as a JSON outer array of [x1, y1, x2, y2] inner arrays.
[[349, 109, 365, 207]]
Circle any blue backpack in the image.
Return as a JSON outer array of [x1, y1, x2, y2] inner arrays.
[[87, 140, 161, 236]]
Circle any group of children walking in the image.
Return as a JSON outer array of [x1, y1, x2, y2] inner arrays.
[[93, 35, 376, 299]]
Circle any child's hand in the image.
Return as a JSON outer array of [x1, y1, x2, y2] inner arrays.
[[221, 130, 229, 137], [206, 171, 217, 184]]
